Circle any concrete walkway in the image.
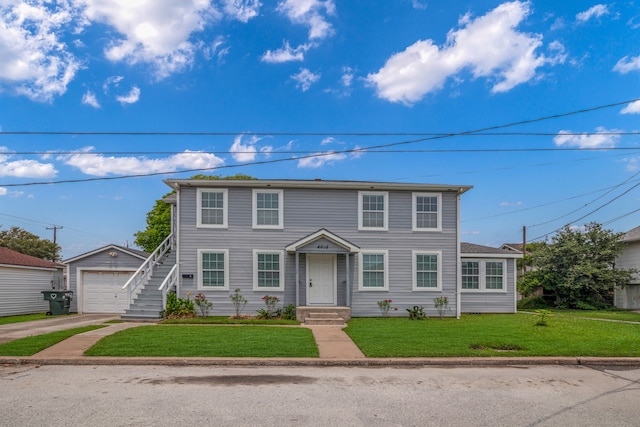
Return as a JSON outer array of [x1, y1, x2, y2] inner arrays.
[[0, 314, 118, 344], [303, 325, 365, 359]]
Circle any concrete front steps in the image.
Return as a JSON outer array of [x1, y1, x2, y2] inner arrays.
[[297, 307, 351, 326]]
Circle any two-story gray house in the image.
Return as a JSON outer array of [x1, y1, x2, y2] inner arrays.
[[120, 179, 521, 320]]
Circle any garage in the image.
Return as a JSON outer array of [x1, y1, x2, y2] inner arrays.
[[81, 271, 132, 313], [64, 245, 149, 314]]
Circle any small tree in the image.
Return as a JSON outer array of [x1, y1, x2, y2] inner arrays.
[[0, 226, 60, 261], [229, 289, 247, 318]]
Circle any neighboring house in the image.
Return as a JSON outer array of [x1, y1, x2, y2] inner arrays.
[[122, 179, 522, 320], [64, 245, 148, 314], [0, 247, 64, 317], [614, 226, 640, 309]]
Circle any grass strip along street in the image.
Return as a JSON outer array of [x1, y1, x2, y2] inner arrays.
[[0, 325, 106, 356]]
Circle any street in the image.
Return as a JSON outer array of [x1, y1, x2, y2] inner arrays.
[[1, 364, 639, 426]]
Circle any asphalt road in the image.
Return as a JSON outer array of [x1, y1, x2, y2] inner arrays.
[[1, 364, 639, 426]]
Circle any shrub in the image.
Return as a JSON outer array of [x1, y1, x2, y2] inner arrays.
[[164, 291, 195, 318], [194, 293, 213, 317], [281, 304, 297, 320], [517, 295, 548, 310], [229, 289, 247, 318], [406, 305, 427, 320]]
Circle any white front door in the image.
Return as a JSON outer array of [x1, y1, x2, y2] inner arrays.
[[307, 254, 336, 305]]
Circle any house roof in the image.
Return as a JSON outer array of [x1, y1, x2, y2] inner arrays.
[[164, 178, 473, 194], [63, 244, 149, 264], [461, 242, 523, 258], [621, 226, 640, 243], [500, 243, 524, 252], [0, 247, 63, 269]]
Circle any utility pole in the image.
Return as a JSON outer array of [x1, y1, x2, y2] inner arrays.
[[46, 225, 63, 245], [522, 225, 527, 276]]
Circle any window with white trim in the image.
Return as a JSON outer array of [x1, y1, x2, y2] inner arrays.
[[253, 189, 283, 229], [253, 250, 284, 291], [197, 249, 229, 290], [359, 251, 388, 290], [358, 191, 388, 231], [413, 251, 442, 291], [197, 189, 228, 228], [413, 193, 441, 231], [461, 259, 506, 292]]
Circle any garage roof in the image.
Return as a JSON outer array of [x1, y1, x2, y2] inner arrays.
[[0, 247, 62, 269]]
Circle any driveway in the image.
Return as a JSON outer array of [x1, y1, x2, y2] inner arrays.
[[0, 314, 118, 344]]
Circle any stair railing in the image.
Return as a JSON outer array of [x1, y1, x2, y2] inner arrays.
[[158, 264, 178, 313], [122, 233, 175, 305]]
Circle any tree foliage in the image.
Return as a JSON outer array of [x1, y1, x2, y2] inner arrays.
[[0, 226, 60, 261], [133, 174, 256, 252], [518, 222, 636, 309]]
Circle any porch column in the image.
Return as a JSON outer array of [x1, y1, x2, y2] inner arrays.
[[295, 252, 300, 306], [346, 253, 351, 307]]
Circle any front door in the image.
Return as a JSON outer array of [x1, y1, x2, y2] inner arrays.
[[307, 254, 336, 305]]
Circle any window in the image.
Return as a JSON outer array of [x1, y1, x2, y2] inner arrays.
[[253, 189, 283, 229], [461, 259, 506, 292], [197, 189, 228, 228], [197, 249, 229, 290], [413, 251, 442, 291], [253, 250, 284, 291], [358, 191, 388, 231], [359, 251, 389, 290], [413, 193, 441, 231], [461, 261, 480, 290]]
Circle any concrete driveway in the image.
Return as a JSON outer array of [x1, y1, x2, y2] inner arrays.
[[0, 314, 119, 344]]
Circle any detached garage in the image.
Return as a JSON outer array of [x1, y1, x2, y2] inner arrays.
[[0, 247, 64, 317], [64, 245, 148, 314]]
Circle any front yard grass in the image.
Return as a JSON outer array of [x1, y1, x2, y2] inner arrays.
[[0, 313, 60, 325], [344, 313, 640, 357], [0, 325, 105, 356], [85, 325, 318, 357], [161, 316, 299, 325], [544, 309, 640, 322]]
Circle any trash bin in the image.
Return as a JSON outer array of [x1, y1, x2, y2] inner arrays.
[[42, 290, 73, 315]]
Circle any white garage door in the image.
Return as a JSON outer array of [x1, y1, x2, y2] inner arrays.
[[82, 271, 132, 313]]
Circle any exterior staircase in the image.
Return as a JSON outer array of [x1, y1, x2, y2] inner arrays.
[[120, 251, 176, 321]]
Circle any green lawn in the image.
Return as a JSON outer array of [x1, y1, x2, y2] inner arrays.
[[0, 325, 105, 356], [0, 313, 59, 325], [85, 325, 319, 357], [161, 316, 299, 325], [544, 309, 640, 322], [344, 314, 640, 357]]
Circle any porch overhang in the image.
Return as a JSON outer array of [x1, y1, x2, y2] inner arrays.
[[285, 228, 360, 254]]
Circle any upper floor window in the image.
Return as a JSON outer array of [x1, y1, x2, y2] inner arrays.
[[197, 189, 228, 228], [253, 189, 284, 229], [413, 251, 442, 291], [413, 193, 441, 231], [461, 259, 506, 292], [358, 191, 388, 231]]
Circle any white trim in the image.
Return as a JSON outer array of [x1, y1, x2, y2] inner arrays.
[[252, 189, 284, 229], [253, 250, 285, 291], [358, 250, 389, 291], [197, 249, 229, 291], [460, 258, 507, 293], [306, 253, 338, 305], [196, 188, 228, 229], [285, 228, 360, 253], [412, 250, 442, 291], [412, 192, 442, 232], [63, 245, 147, 264], [358, 191, 388, 231]]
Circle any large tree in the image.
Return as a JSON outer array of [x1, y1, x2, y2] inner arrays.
[[134, 174, 256, 252], [518, 222, 636, 309], [0, 226, 61, 261]]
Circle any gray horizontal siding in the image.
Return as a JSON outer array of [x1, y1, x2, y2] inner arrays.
[[0, 266, 56, 316], [460, 259, 517, 313], [177, 186, 461, 317]]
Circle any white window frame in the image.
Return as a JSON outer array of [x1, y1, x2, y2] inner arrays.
[[252, 189, 284, 229], [197, 188, 228, 229], [461, 260, 481, 290], [358, 250, 389, 291], [460, 258, 507, 293], [412, 250, 442, 291], [253, 250, 285, 291], [412, 192, 442, 232], [197, 249, 229, 291], [358, 191, 389, 231]]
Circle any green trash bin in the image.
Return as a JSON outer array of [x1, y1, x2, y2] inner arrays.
[[42, 291, 73, 315]]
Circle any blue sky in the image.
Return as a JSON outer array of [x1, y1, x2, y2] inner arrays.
[[1, 0, 640, 259]]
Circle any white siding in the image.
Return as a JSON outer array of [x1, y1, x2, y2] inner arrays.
[[0, 266, 55, 316]]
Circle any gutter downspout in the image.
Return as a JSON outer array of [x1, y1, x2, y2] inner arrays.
[[456, 190, 462, 319]]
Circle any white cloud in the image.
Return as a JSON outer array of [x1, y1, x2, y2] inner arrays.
[[500, 201, 523, 207], [0, 1, 81, 101], [0, 187, 6, 196], [411, 0, 428, 10], [321, 137, 337, 145], [81, 90, 100, 108], [553, 127, 620, 149], [261, 41, 310, 63], [366, 1, 561, 105], [291, 68, 320, 91], [60, 147, 224, 176], [229, 134, 273, 161], [622, 157, 639, 172], [202, 35, 230, 62], [614, 55, 640, 74], [276, 0, 335, 40], [576, 4, 610, 23], [221, 0, 261, 23], [621, 100, 640, 114], [297, 151, 347, 168], [341, 66, 354, 87], [116, 86, 140, 104], [0, 153, 57, 178], [102, 75, 124, 93]]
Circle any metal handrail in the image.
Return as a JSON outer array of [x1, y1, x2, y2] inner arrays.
[[122, 233, 175, 304], [158, 264, 178, 312]]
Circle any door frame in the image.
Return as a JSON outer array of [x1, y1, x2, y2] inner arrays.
[[305, 253, 337, 306]]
